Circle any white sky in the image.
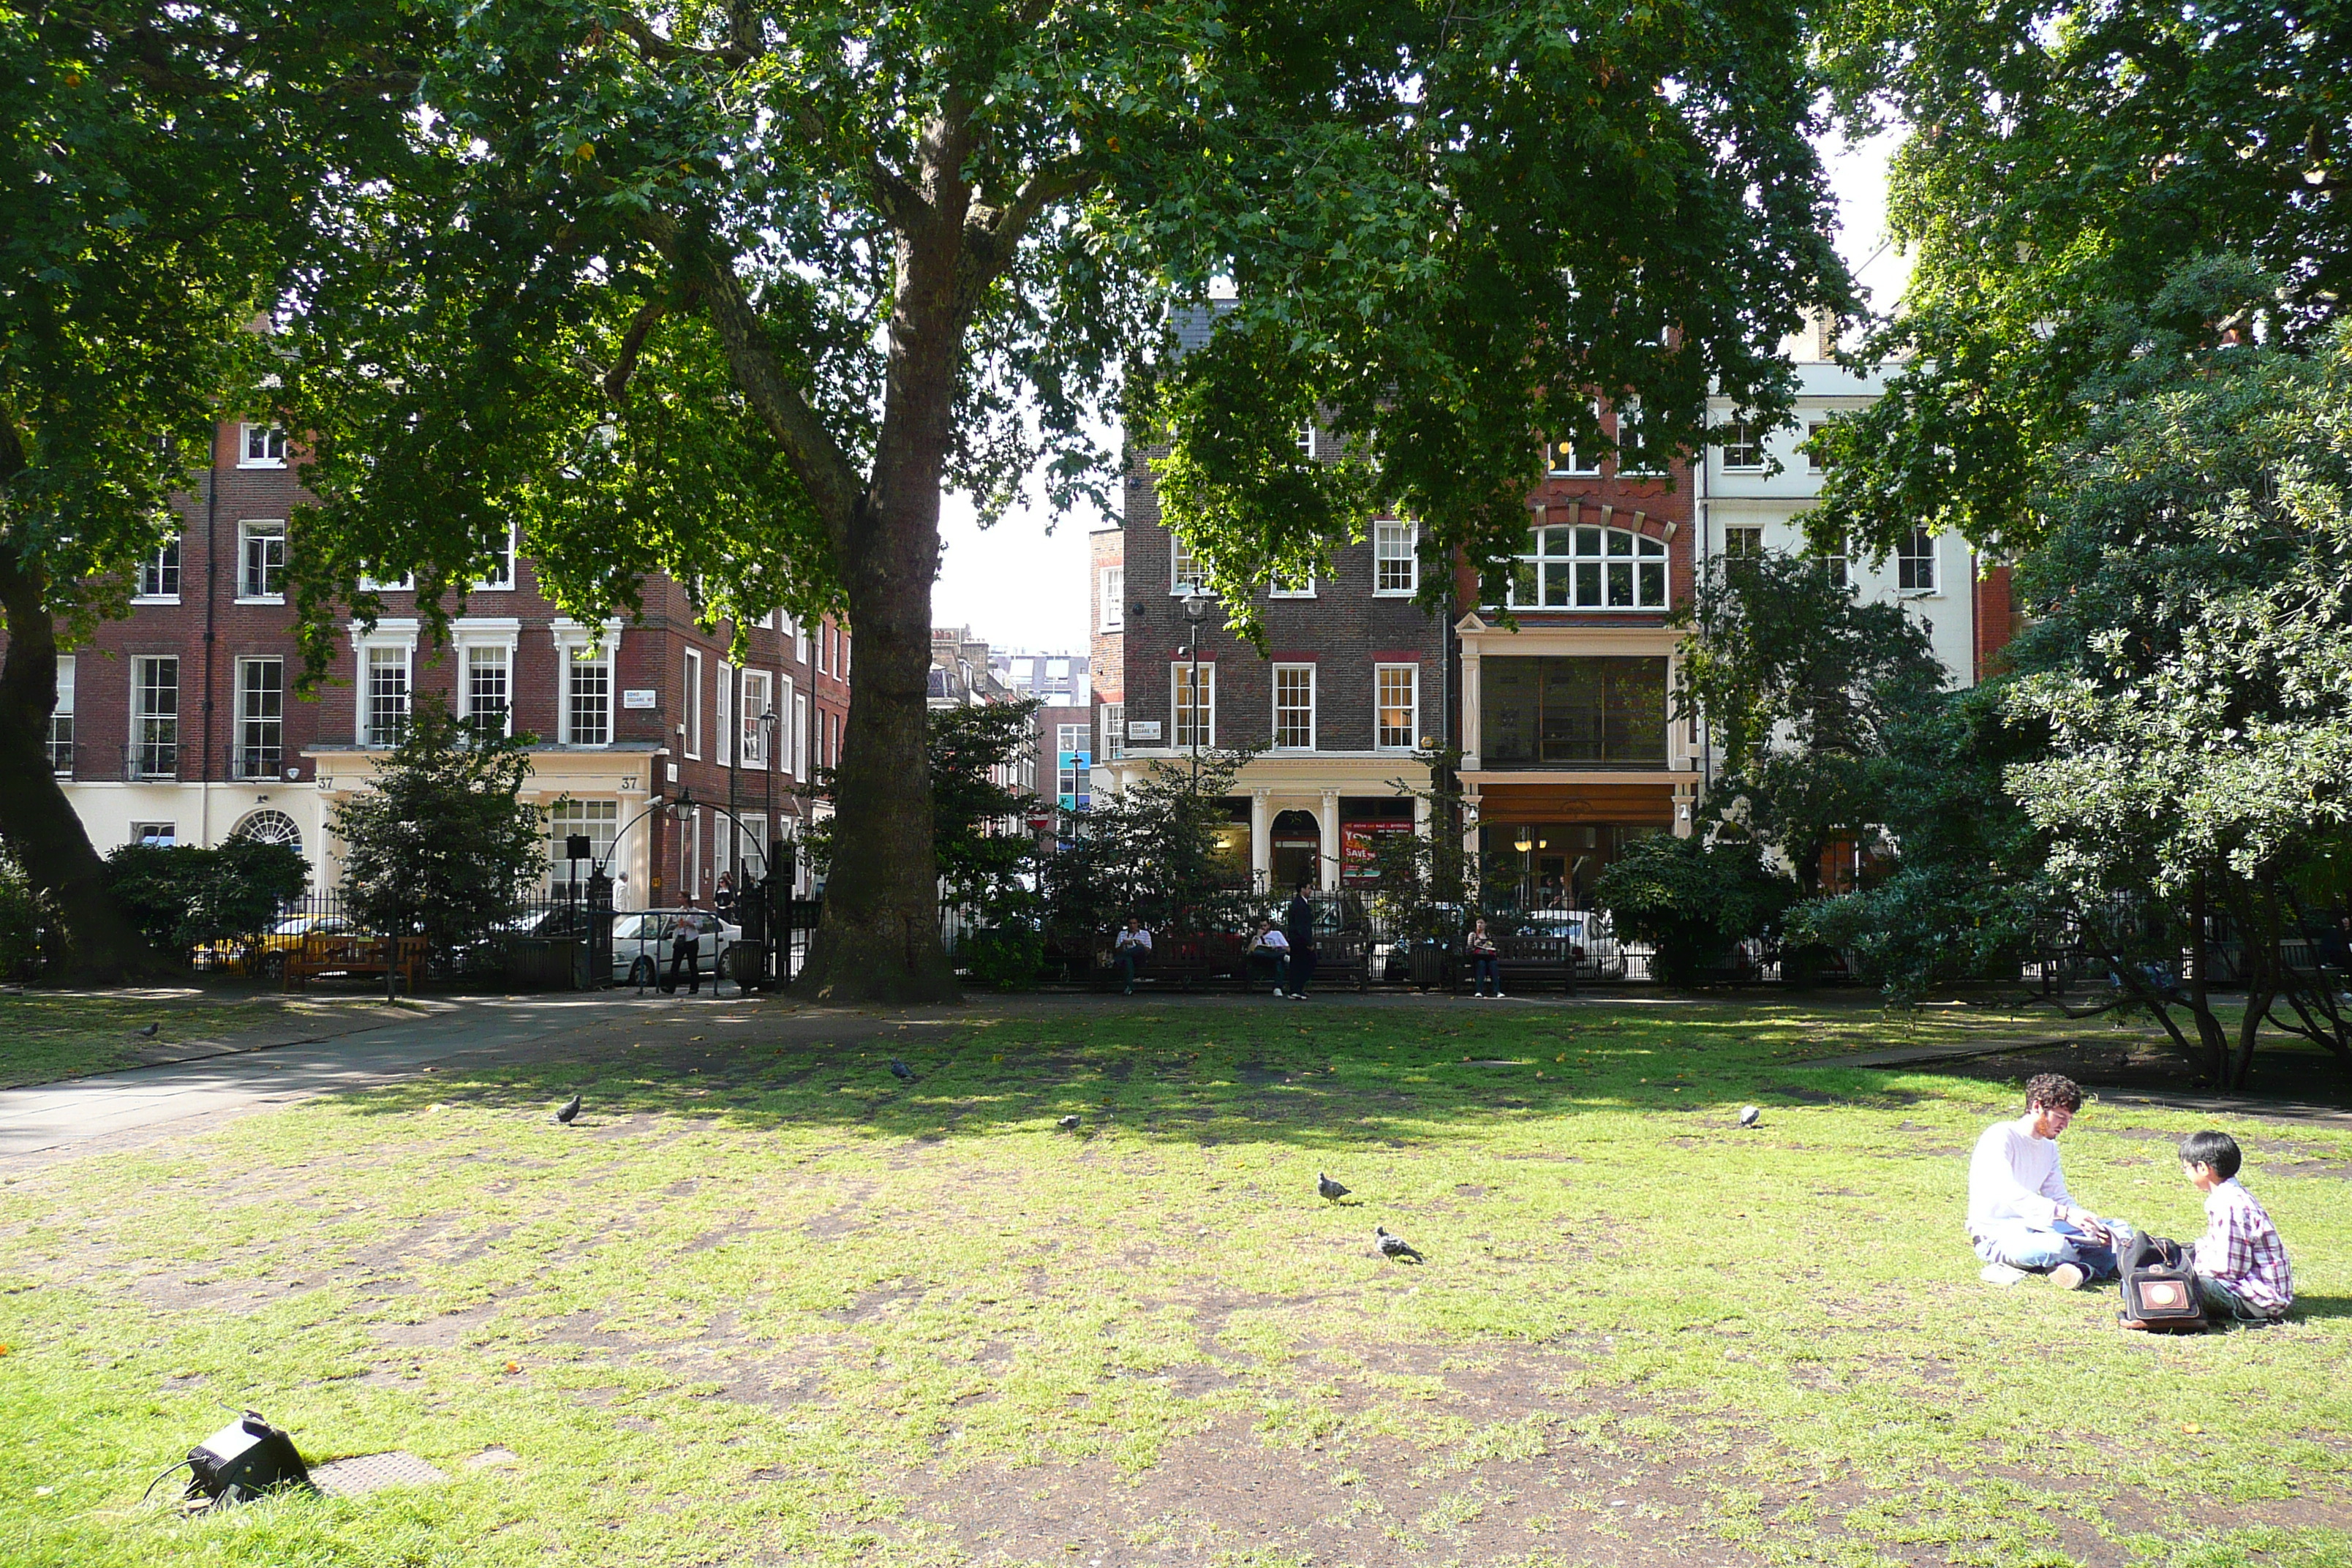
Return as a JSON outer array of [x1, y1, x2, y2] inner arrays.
[[931, 127, 1908, 655]]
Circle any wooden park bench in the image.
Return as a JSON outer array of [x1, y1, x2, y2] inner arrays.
[[284, 932, 426, 991], [1455, 935, 1582, 995]]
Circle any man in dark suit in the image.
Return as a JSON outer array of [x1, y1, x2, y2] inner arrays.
[[1284, 883, 1317, 998]]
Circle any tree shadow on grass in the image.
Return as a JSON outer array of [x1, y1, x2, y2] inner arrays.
[[323, 1003, 2003, 1154]]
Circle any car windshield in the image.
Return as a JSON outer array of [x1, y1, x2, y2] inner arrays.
[[614, 913, 657, 939], [272, 914, 320, 935]]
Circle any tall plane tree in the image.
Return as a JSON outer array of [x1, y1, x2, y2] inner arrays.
[[284, 0, 1846, 1000], [0, 2, 416, 977]]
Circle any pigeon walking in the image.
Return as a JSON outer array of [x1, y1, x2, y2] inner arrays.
[[1058, 1115, 1080, 1130], [1317, 1171, 1349, 1203], [889, 1059, 917, 1082], [1375, 1226, 1422, 1262], [1738, 1105, 1762, 1128], [136, 1022, 160, 1039], [554, 1093, 582, 1125]]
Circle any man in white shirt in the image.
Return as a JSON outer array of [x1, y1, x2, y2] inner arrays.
[[1248, 917, 1291, 996], [1967, 1074, 2123, 1289]]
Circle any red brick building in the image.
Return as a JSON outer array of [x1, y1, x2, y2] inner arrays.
[[37, 421, 850, 906]]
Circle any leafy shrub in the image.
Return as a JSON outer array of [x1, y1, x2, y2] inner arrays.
[[961, 925, 1044, 990], [1594, 834, 1793, 986], [0, 851, 45, 979], [102, 840, 309, 957]]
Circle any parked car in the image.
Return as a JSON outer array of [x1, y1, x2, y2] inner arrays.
[[195, 911, 355, 981], [612, 910, 741, 987]]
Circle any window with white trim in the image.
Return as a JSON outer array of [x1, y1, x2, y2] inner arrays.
[[1507, 524, 1669, 610], [1618, 399, 1662, 475], [131, 821, 177, 848], [1898, 527, 1937, 592], [477, 525, 516, 589], [546, 798, 617, 892], [792, 689, 808, 777], [48, 655, 75, 774], [1101, 702, 1124, 761], [1268, 571, 1314, 598], [1817, 530, 1851, 590], [363, 644, 410, 746], [1545, 404, 1602, 475], [1806, 422, 1828, 472], [235, 657, 283, 779], [1722, 421, 1765, 471], [465, 643, 510, 735], [239, 521, 286, 600], [1099, 567, 1123, 630], [715, 662, 733, 764], [1171, 537, 1205, 595], [682, 649, 703, 759], [777, 675, 796, 776], [359, 567, 414, 592], [1273, 664, 1315, 750], [133, 656, 179, 777], [565, 643, 611, 746], [740, 669, 772, 765], [137, 535, 181, 601], [1373, 520, 1417, 595], [1375, 664, 1418, 750], [1172, 663, 1214, 749], [239, 424, 288, 468], [1725, 525, 1765, 559]]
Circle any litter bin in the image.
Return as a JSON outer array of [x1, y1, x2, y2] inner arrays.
[[1409, 941, 1450, 991]]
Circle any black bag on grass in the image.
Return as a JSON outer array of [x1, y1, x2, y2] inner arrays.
[[2119, 1232, 2206, 1333]]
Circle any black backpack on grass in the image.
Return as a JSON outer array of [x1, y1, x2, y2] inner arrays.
[[2119, 1232, 2207, 1333]]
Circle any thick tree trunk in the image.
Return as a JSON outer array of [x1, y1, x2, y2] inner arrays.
[[798, 147, 973, 1004], [0, 551, 176, 980]]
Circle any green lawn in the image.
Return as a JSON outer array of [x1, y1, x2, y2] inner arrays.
[[1, 998, 2345, 1567], [0, 989, 396, 1090]]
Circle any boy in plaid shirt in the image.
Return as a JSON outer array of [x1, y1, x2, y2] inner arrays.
[[2179, 1130, 2293, 1322]]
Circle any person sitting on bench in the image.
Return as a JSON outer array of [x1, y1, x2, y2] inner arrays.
[[1114, 916, 1153, 995], [1247, 918, 1291, 996]]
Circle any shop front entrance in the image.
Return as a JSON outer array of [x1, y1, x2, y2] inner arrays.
[[1270, 809, 1322, 891]]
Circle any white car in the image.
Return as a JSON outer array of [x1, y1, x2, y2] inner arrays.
[[612, 909, 741, 987]]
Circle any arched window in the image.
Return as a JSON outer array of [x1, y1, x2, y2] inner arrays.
[[230, 809, 303, 859], [1508, 526, 1668, 610]]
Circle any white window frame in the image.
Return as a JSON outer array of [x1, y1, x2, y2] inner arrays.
[[135, 535, 181, 603], [1100, 566, 1124, 631], [550, 619, 619, 747], [450, 619, 518, 737], [1722, 421, 1766, 472], [1172, 663, 1215, 750], [715, 661, 734, 765], [1373, 520, 1418, 596], [686, 807, 704, 902], [132, 656, 181, 777], [235, 656, 284, 780], [1724, 525, 1765, 559], [1267, 570, 1315, 599], [1271, 663, 1316, 750], [1374, 663, 1419, 752], [1171, 537, 1205, 595], [1101, 701, 1124, 761], [130, 821, 178, 848], [682, 649, 704, 760], [1618, 399, 1665, 476], [362, 645, 411, 747], [1507, 525, 1672, 611], [347, 619, 419, 748], [238, 520, 287, 603], [475, 523, 518, 591], [1898, 526, 1939, 595], [48, 655, 75, 774], [740, 668, 773, 766], [238, 423, 288, 469], [1546, 402, 1603, 475], [792, 689, 808, 778], [546, 798, 619, 894], [1806, 422, 1828, 473]]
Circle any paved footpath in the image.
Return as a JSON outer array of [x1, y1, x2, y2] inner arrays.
[[0, 993, 752, 1169]]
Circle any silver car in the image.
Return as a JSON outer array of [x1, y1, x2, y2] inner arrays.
[[613, 909, 740, 987]]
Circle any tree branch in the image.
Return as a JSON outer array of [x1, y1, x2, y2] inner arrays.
[[609, 12, 755, 67], [603, 296, 670, 399], [971, 161, 1100, 265]]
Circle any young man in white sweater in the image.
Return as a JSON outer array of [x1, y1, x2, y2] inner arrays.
[[1967, 1074, 2125, 1289]]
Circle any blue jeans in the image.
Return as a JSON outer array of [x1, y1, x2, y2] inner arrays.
[[1117, 949, 1146, 990], [2199, 1275, 2280, 1323], [1470, 954, 1499, 995], [1972, 1218, 2122, 1279]]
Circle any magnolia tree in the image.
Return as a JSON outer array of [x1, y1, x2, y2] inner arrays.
[[275, 0, 1848, 1001]]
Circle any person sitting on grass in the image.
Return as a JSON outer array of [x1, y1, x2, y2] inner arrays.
[[2174, 1130, 2293, 1324], [1968, 1073, 2125, 1289], [1247, 917, 1291, 997], [1113, 916, 1153, 995]]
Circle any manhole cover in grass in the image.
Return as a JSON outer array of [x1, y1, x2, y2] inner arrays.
[[311, 1451, 448, 1497]]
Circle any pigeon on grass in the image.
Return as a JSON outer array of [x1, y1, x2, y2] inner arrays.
[[136, 1022, 160, 1039], [889, 1059, 918, 1083], [1738, 1105, 1762, 1129], [554, 1094, 582, 1125], [1375, 1226, 1422, 1262], [1058, 1115, 1080, 1130], [1317, 1172, 1350, 1203]]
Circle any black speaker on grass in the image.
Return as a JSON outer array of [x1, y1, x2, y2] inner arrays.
[[187, 1411, 313, 1506]]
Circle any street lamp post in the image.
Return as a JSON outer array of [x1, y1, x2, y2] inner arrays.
[[1182, 589, 1210, 792], [1513, 832, 1534, 912]]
